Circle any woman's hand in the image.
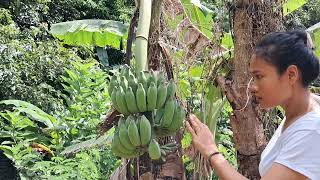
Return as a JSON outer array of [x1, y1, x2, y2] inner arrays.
[[186, 114, 219, 159]]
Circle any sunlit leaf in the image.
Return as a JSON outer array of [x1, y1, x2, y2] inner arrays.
[[181, 0, 214, 38], [221, 32, 234, 49], [283, 0, 307, 16], [50, 20, 129, 49]]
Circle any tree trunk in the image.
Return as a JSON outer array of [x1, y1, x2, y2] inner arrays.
[[217, 1, 284, 179]]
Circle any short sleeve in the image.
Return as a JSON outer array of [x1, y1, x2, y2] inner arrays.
[[274, 130, 320, 179]]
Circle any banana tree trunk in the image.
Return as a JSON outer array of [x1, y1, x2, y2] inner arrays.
[[135, 0, 152, 72], [217, 1, 283, 179]]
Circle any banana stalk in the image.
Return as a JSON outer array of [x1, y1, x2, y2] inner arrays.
[[194, 85, 226, 179], [134, 0, 152, 73]]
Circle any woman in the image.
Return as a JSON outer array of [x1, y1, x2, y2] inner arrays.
[[186, 31, 320, 179]]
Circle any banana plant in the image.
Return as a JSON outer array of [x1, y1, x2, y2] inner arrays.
[[134, 0, 152, 72]]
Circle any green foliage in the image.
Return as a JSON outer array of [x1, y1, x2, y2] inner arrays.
[[0, 24, 79, 114], [285, 0, 320, 29], [0, 8, 13, 25], [314, 28, 320, 57], [0, 8, 87, 114], [4, 0, 134, 28], [59, 60, 111, 145], [0, 60, 119, 179], [181, 0, 214, 38]]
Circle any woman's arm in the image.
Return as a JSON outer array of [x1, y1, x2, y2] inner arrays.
[[261, 163, 307, 180], [186, 114, 248, 180], [186, 114, 307, 180], [209, 153, 247, 180]]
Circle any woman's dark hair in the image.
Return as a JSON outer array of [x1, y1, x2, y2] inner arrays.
[[254, 30, 319, 87]]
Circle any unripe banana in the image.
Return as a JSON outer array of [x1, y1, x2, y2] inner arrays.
[[166, 80, 176, 100], [120, 76, 128, 90], [136, 83, 147, 112], [126, 68, 134, 80], [156, 83, 167, 109], [128, 74, 138, 92], [157, 72, 165, 87], [139, 115, 151, 146], [154, 108, 164, 125], [120, 64, 130, 78], [125, 87, 139, 113], [125, 115, 132, 127], [112, 130, 135, 156], [138, 71, 148, 91], [148, 70, 157, 87], [148, 139, 161, 160], [128, 117, 141, 147], [168, 105, 186, 133], [111, 87, 120, 111], [160, 98, 175, 128], [119, 122, 136, 151], [116, 87, 130, 115], [147, 82, 157, 111], [108, 76, 119, 95]]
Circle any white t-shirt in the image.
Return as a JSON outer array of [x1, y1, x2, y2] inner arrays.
[[259, 111, 320, 179]]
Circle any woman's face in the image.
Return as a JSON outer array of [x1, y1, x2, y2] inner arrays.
[[249, 55, 292, 109]]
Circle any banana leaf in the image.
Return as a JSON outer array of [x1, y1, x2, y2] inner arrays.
[[50, 19, 129, 49], [283, 0, 307, 16]]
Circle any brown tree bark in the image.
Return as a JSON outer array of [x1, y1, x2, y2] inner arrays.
[[216, 1, 284, 179], [147, 0, 163, 71]]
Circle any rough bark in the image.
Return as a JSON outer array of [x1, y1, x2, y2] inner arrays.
[[219, 1, 284, 179], [147, 0, 163, 71]]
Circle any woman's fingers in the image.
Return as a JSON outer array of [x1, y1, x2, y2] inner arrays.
[[186, 121, 197, 137], [189, 114, 203, 126], [189, 114, 203, 132]]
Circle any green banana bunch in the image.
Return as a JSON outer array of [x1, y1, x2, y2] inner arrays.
[[122, 115, 152, 150], [111, 115, 154, 159], [108, 66, 185, 140]]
